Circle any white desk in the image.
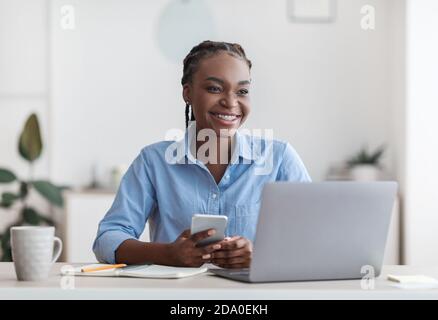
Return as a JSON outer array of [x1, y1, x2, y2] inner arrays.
[[1, 263, 438, 300]]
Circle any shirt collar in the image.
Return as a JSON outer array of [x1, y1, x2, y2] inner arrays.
[[174, 122, 254, 165]]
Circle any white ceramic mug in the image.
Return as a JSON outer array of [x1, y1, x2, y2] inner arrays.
[[11, 226, 62, 281]]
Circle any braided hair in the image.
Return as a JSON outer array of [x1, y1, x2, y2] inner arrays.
[[181, 40, 252, 128]]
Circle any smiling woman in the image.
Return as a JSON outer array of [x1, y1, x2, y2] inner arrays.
[[181, 41, 252, 132], [93, 40, 311, 270]]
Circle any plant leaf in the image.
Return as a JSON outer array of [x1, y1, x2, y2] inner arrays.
[[0, 232, 10, 251], [370, 146, 385, 164], [18, 113, 43, 162], [1, 248, 12, 262], [0, 231, 13, 261], [19, 181, 28, 199], [0, 168, 16, 183], [40, 215, 54, 225], [22, 207, 42, 225], [58, 185, 71, 191], [1, 192, 19, 207], [18, 137, 30, 161], [21, 207, 55, 226], [0, 200, 11, 208], [32, 180, 64, 207], [0, 220, 23, 262], [347, 145, 386, 167]]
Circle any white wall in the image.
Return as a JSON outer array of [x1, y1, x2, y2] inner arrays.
[[0, 0, 49, 177], [49, 0, 400, 186], [0, 0, 50, 235], [387, 0, 406, 263], [404, 0, 438, 266]]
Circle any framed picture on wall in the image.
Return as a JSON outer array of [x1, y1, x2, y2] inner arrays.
[[287, 0, 336, 23]]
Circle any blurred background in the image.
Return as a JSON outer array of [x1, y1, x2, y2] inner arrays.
[[0, 0, 437, 266]]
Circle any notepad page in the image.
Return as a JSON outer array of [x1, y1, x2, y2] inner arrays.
[[387, 274, 438, 283], [118, 264, 208, 278], [387, 274, 438, 289], [61, 264, 207, 278]]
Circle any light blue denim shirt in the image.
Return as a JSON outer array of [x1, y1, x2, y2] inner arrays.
[[93, 126, 311, 263]]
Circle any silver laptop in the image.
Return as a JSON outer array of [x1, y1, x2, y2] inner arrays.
[[209, 181, 398, 283]]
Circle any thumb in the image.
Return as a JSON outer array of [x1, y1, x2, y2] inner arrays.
[[180, 229, 191, 239]]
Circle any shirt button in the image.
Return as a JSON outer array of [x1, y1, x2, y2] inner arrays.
[[212, 193, 217, 199], [225, 175, 230, 180]]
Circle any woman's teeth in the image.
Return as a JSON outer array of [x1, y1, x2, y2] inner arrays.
[[212, 113, 239, 121]]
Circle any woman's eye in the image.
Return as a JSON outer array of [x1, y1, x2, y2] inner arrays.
[[207, 86, 221, 93], [238, 89, 249, 96]]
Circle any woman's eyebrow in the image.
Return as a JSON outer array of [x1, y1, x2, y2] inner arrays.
[[205, 76, 251, 85], [238, 80, 251, 85]]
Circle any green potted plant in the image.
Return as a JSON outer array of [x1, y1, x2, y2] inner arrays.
[[347, 145, 385, 181], [0, 113, 65, 261]]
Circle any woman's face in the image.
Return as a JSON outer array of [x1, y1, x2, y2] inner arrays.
[[183, 52, 251, 137]]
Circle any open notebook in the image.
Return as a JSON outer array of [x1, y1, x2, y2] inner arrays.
[[60, 264, 208, 279]]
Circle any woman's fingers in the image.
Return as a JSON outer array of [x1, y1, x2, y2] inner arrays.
[[179, 229, 191, 239], [219, 237, 248, 250], [211, 247, 248, 259], [210, 237, 252, 267], [190, 228, 216, 243], [212, 256, 249, 266], [201, 243, 221, 253], [177, 233, 252, 266], [198, 243, 222, 259]]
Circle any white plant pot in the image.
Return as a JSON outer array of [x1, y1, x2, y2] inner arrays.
[[349, 165, 381, 181]]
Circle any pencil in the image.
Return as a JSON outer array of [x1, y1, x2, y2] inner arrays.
[[81, 264, 127, 273]]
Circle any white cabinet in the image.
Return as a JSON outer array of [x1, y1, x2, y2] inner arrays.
[[59, 190, 149, 263]]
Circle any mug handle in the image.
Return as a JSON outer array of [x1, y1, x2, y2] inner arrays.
[[52, 236, 63, 263]]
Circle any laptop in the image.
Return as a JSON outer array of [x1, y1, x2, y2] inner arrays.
[[209, 181, 398, 283]]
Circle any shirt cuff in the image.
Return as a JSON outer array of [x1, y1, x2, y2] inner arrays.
[[93, 230, 136, 264]]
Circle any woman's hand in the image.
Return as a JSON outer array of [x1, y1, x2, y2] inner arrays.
[[211, 236, 253, 269], [167, 229, 222, 267]]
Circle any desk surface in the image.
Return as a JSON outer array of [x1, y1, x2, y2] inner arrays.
[[1, 263, 438, 300]]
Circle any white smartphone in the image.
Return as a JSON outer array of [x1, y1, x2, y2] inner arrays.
[[191, 214, 228, 246]]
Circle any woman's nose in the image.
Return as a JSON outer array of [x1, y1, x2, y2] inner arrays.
[[220, 93, 239, 108]]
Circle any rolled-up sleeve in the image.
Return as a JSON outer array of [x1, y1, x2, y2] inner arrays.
[[92, 150, 156, 263], [277, 142, 312, 182]]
